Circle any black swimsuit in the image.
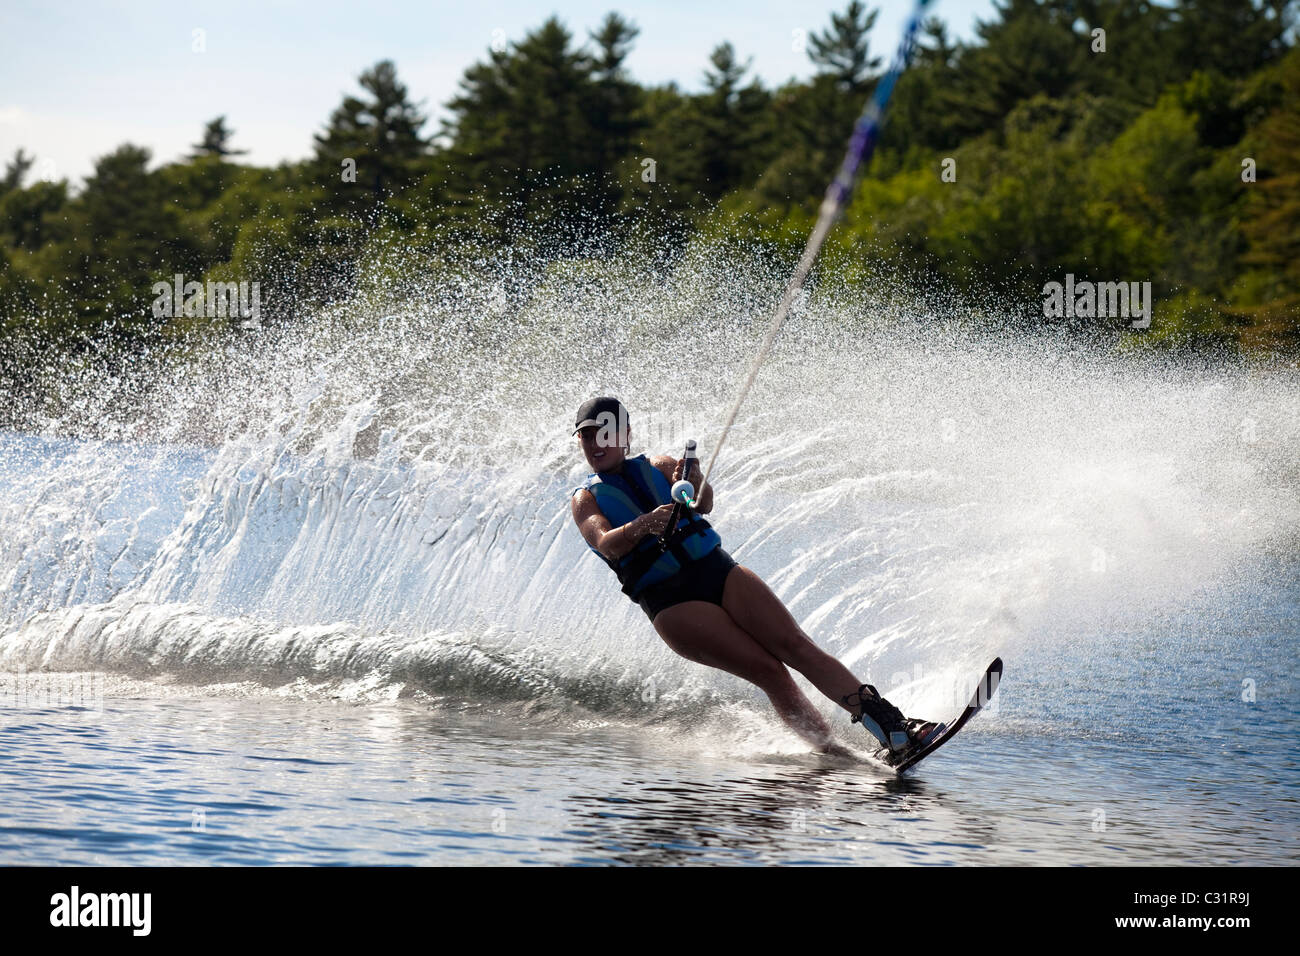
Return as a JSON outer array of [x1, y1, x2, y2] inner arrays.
[[635, 547, 739, 623]]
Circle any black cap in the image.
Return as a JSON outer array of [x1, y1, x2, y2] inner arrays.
[[573, 396, 629, 435]]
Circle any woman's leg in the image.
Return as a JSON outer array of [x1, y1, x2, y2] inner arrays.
[[719, 564, 872, 718], [651, 600, 844, 752]]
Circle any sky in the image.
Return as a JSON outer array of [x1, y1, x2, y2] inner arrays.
[[0, 0, 999, 186]]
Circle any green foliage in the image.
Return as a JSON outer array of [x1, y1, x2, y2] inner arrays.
[[1, 0, 1296, 381], [313, 60, 430, 222], [691, 43, 775, 203], [2, 149, 36, 193], [0, 177, 67, 251], [1235, 45, 1300, 350], [435, 17, 615, 242], [808, 1, 881, 92]]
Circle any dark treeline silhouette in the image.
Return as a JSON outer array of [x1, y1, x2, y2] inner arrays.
[[1, 0, 1297, 389]]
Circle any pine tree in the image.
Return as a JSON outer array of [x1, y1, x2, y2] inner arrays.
[[808, 1, 881, 93], [881, 19, 963, 156], [585, 13, 645, 216], [1171, 0, 1292, 79], [53, 145, 196, 348], [0, 177, 67, 250], [436, 18, 605, 240], [190, 116, 248, 159], [694, 43, 772, 202], [314, 60, 429, 219], [2, 148, 34, 193], [945, 0, 1087, 139]]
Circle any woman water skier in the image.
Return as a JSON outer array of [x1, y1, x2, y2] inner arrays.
[[569, 396, 941, 760]]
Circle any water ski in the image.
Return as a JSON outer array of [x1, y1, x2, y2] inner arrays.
[[875, 657, 1002, 775]]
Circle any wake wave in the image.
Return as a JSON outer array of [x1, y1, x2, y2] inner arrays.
[[0, 598, 748, 729], [2, 242, 1298, 728]]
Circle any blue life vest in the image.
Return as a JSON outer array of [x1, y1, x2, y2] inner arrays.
[[574, 454, 722, 598]]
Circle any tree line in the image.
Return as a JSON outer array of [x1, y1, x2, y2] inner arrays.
[[1, 0, 1296, 394]]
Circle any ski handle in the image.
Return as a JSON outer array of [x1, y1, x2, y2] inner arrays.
[[656, 439, 697, 553]]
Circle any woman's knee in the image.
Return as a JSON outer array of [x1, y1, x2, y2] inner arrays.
[[734, 647, 802, 700], [783, 631, 831, 672], [704, 635, 790, 690], [752, 623, 818, 672]]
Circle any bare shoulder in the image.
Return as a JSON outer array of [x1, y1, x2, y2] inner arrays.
[[571, 487, 610, 549], [570, 487, 598, 521]]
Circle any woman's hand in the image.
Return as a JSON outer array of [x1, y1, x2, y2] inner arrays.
[[634, 503, 678, 538], [672, 458, 703, 487]]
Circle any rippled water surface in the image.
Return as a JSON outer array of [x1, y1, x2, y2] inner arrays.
[[2, 602, 1294, 867]]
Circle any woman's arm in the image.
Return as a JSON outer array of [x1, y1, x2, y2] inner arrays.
[[571, 490, 676, 560]]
